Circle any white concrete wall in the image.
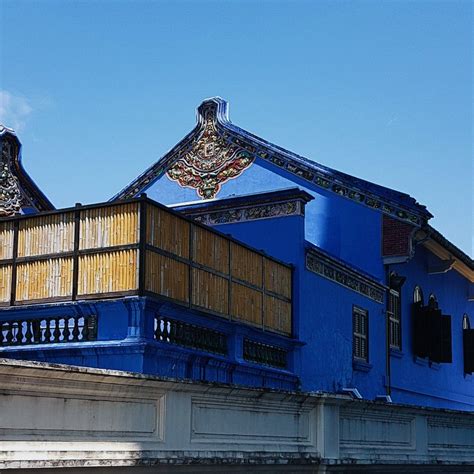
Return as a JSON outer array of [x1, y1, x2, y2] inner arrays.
[[0, 359, 473, 472]]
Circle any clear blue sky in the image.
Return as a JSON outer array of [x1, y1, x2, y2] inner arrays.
[[0, 0, 472, 255]]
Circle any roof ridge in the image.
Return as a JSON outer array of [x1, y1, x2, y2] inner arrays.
[[112, 97, 432, 225]]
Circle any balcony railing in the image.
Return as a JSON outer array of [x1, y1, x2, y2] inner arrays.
[[154, 315, 228, 356], [0, 197, 292, 336], [0, 315, 97, 346]]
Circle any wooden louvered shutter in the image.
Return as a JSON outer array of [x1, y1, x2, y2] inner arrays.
[[413, 302, 429, 358], [463, 329, 474, 374], [439, 314, 452, 363], [430, 309, 443, 362], [353, 307, 368, 361], [431, 312, 452, 363]]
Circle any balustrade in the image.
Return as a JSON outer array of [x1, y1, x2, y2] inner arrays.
[[243, 339, 287, 368], [154, 315, 227, 355], [0, 315, 97, 346]]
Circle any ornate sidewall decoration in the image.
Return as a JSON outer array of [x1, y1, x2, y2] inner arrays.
[[306, 250, 385, 304], [0, 138, 24, 217], [166, 103, 254, 199]]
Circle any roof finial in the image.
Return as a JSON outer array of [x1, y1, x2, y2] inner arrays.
[[196, 97, 230, 126]]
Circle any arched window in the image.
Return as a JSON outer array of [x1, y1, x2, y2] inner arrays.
[[413, 286, 424, 305], [428, 294, 438, 309], [463, 314, 470, 330]]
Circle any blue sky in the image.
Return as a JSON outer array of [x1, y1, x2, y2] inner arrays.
[[0, 0, 472, 255]]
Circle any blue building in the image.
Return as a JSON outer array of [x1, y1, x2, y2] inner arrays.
[[0, 99, 472, 411]]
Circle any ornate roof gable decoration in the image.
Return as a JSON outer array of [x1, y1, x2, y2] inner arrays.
[[0, 126, 54, 217], [112, 97, 432, 226], [166, 101, 254, 199], [0, 134, 24, 216]]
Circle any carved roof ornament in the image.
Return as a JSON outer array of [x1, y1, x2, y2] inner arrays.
[[113, 97, 432, 226], [166, 101, 254, 199], [0, 133, 25, 216], [0, 126, 54, 217]]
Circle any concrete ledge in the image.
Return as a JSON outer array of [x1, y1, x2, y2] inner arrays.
[[0, 359, 473, 471]]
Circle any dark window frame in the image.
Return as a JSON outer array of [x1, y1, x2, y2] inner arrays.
[[387, 273, 405, 351], [353, 305, 369, 362], [463, 314, 474, 374], [388, 288, 402, 350], [412, 293, 452, 364]]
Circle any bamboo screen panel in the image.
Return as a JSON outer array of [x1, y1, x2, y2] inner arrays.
[[192, 268, 229, 315], [264, 295, 292, 335], [0, 265, 12, 303], [0, 199, 292, 335], [0, 221, 14, 260], [193, 226, 229, 274], [230, 243, 262, 287], [17, 213, 75, 257], [16, 258, 73, 301], [264, 258, 292, 299], [145, 251, 189, 302], [78, 249, 138, 296], [79, 203, 139, 250], [230, 283, 263, 326], [146, 206, 189, 258], [143, 202, 292, 336]]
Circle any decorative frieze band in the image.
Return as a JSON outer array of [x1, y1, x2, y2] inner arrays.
[[187, 200, 303, 226], [306, 251, 385, 303]]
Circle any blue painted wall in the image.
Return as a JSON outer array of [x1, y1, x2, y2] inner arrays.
[[1, 200, 472, 409], [298, 268, 386, 398], [204, 207, 474, 408], [145, 157, 384, 279], [210, 213, 386, 399], [0, 297, 299, 390], [389, 246, 474, 410]]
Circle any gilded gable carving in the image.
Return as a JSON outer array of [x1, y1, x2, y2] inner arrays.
[[0, 138, 24, 217], [166, 103, 254, 199]]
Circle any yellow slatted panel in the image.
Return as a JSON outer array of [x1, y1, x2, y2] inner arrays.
[[230, 282, 262, 327], [193, 225, 229, 274], [0, 265, 12, 303], [145, 251, 189, 302], [192, 268, 228, 314], [264, 258, 292, 299], [79, 203, 139, 250], [231, 242, 263, 287], [17, 213, 75, 257], [0, 221, 14, 260], [16, 258, 73, 301], [146, 205, 190, 258], [264, 295, 292, 336], [78, 249, 138, 295]]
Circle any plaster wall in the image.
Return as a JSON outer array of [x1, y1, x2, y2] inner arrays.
[[210, 215, 386, 398], [0, 359, 473, 472], [389, 245, 474, 410]]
